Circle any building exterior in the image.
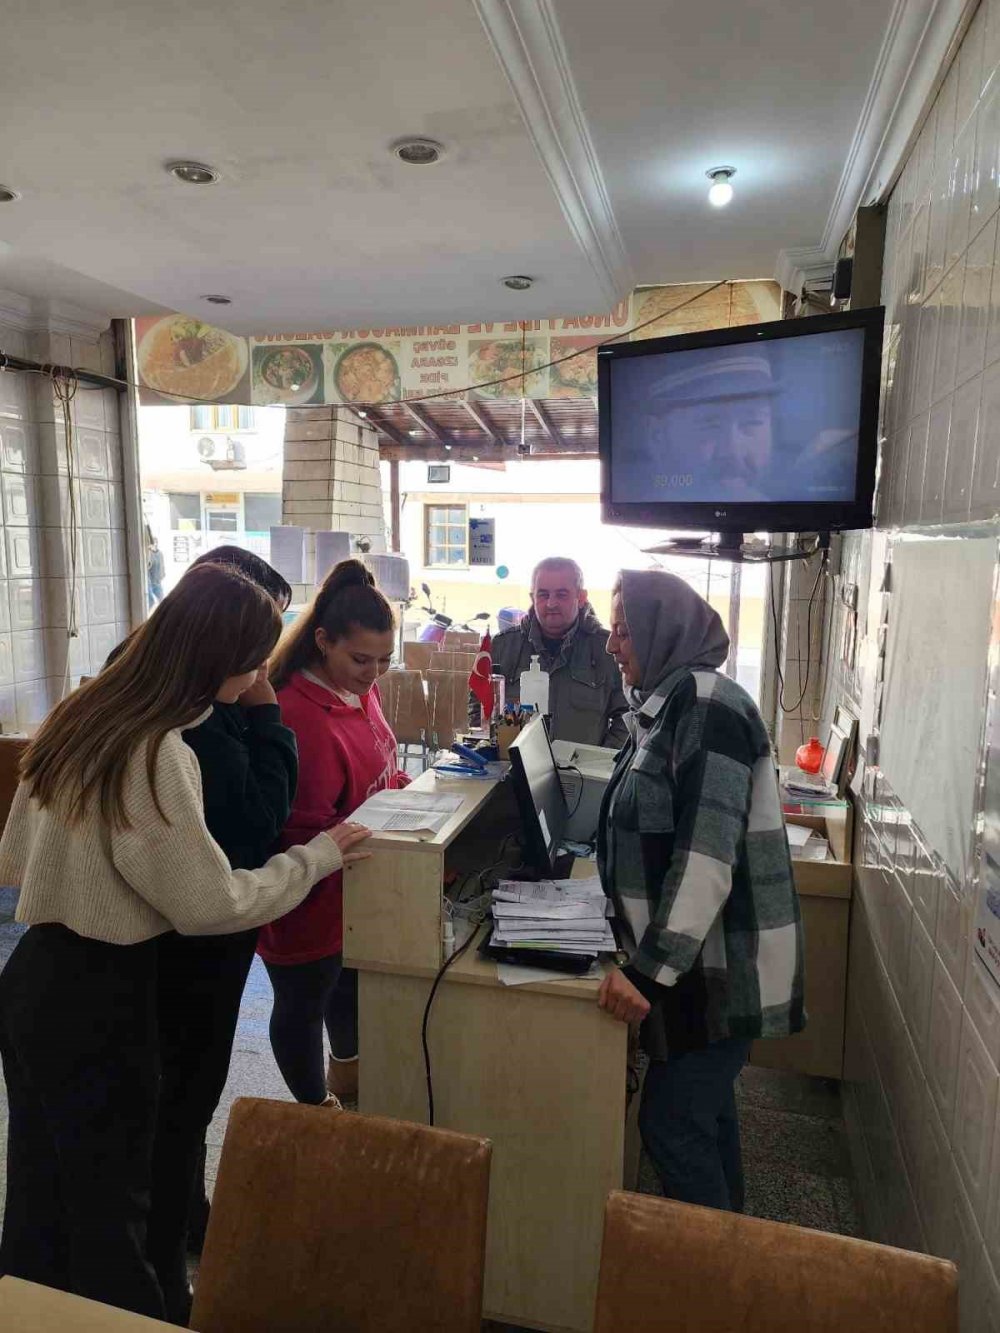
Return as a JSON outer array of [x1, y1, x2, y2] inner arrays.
[[138, 404, 285, 593]]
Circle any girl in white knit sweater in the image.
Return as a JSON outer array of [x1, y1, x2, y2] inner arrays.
[[0, 563, 370, 1321]]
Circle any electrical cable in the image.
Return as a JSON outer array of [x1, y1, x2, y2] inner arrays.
[[422, 830, 522, 1123], [50, 371, 81, 699], [768, 548, 829, 716], [557, 763, 585, 818]]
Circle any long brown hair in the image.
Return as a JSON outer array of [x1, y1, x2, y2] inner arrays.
[[270, 558, 394, 691], [21, 563, 282, 828]]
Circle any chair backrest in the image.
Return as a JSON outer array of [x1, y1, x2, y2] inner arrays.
[[377, 669, 428, 746], [425, 670, 472, 749], [443, 631, 481, 650], [434, 652, 477, 673], [402, 641, 439, 672], [0, 738, 27, 834], [190, 1099, 491, 1333], [593, 1192, 958, 1333]]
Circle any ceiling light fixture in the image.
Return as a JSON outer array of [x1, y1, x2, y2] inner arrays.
[[167, 161, 220, 185], [392, 138, 445, 166], [706, 167, 736, 208], [358, 409, 367, 417], [408, 429, 419, 436], [501, 275, 533, 291], [202, 294, 231, 305], [0, 186, 21, 203]]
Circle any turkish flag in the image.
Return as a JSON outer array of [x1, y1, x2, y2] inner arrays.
[[469, 633, 493, 717]]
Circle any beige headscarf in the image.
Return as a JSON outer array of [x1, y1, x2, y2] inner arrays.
[[618, 569, 730, 697]]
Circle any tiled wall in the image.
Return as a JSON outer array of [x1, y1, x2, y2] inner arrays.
[[829, 1, 1000, 1325], [0, 320, 130, 730]]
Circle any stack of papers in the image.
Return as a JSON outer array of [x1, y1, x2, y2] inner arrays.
[[786, 824, 830, 862], [489, 875, 617, 954], [349, 790, 463, 834]]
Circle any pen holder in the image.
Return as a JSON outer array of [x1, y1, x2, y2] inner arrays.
[[496, 721, 522, 760]]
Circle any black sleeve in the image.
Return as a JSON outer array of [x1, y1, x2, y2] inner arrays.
[[184, 705, 298, 867]]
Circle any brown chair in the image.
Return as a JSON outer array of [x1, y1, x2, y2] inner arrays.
[[190, 1099, 492, 1333], [0, 737, 27, 834], [593, 1191, 958, 1333], [378, 668, 429, 769], [425, 669, 472, 750], [402, 641, 439, 671]]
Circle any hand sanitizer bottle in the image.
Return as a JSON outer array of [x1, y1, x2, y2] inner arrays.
[[519, 655, 550, 717]]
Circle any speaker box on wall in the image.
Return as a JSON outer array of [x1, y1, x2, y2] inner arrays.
[[833, 257, 853, 302]]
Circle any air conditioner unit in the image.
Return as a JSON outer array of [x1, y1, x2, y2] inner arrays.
[[196, 436, 217, 460], [427, 464, 451, 483]]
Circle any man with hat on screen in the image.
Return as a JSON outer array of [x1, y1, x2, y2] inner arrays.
[[637, 349, 780, 502]]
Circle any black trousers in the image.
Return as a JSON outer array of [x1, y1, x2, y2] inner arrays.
[[263, 956, 357, 1104], [0, 922, 257, 1320], [147, 928, 258, 1303]]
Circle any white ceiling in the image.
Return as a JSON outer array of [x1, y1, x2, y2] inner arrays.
[[0, 0, 927, 335]]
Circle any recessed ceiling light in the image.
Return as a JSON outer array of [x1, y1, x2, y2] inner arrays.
[[0, 186, 21, 203], [706, 166, 736, 207], [358, 409, 367, 418], [408, 429, 419, 436], [202, 294, 231, 305], [167, 161, 220, 185], [392, 138, 445, 166], [472, 455, 480, 462], [501, 275, 533, 291]]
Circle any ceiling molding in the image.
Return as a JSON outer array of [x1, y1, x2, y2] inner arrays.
[[472, 0, 634, 308], [775, 0, 977, 291], [0, 287, 111, 340], [774, 247, 836, 298]]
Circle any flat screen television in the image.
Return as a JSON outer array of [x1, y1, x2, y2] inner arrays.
[[598, 307, 884, 535], [508, 717, 568, 874]]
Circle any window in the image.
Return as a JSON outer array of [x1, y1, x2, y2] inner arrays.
[[425, 504, 468, 567], [168, 492, 202, 531], [188, 405, 256, 432], [205, 507, 239, 533], [244, 493, 282, 534]]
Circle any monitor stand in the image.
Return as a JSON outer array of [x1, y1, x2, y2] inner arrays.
[[644, 532, 830, 565]]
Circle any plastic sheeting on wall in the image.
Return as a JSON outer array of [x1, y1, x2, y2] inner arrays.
[[879, 536, 997, 889]]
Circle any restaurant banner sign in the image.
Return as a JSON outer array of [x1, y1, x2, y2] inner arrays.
[[134, 282, 780, 408]]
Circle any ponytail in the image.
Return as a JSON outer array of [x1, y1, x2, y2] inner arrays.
[[269, 558, 395, 691]]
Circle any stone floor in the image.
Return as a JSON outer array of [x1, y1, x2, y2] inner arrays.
[[0, 905, 864, 1322]]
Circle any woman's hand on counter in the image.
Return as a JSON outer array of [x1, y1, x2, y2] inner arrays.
[[598, 969, 651, 1024], [323, 821, 372, 865]]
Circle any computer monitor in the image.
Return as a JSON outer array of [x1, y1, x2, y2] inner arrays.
[[507, 717, 568, 874]]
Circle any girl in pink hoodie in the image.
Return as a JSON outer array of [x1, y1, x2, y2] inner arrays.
[[260, 559, 408, 1104]]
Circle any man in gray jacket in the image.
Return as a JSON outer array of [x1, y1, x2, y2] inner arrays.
[[491, 557, 628, 749]]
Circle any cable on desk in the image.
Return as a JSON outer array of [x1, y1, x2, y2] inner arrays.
[[421, 924, 479, 1126]]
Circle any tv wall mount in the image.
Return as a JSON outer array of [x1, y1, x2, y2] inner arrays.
[[643, 532, 831, 564]]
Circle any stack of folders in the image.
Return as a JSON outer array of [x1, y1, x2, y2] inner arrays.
[[489, 875, 617, 955]]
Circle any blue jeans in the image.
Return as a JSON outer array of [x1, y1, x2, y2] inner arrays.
[[639, 1037, 752, 1212]]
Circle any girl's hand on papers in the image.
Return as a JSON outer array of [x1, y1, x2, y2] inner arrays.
[[598, 969, 650, 1024], [324, 821, 372, 864]]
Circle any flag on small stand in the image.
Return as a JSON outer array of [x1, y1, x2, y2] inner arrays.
[[469, 633, 493, 719]]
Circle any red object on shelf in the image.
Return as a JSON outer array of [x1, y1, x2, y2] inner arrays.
[[795, 736, 824, 774]]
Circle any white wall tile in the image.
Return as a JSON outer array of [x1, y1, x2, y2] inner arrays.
[[978, 81, 1000, 227], [943, 372, 981, 518], [975, 356, 1000, 511], [13, 679, 51, 728], [915, 299, 942, 414], [1, 472, 40, 529], [76, 429, 109, 479], [923, 396, 952, 520], [936, 261, 967, 402], [8, 579, 44, 632], [0, 637, 15, 689], [0, 420, 29, 474], [5, 525, 40, 581], [954, 1010, 1000, 1225], [959, 214, 997, 384], [72, 387, 105, 431], [966, 952, 1000, 1069], [80, 480, 110, 530], [905, 413, 930, 521], [85, 577, 115, 626], [929, 955, 965, 1129], [907, 915, 938, 1064], [82, 530, 113, 577], [948, 118, 979, 273], [888, 871, 915, 997], [12, 629, 46, 683], [87, 623, 117, 671], [959, 11, 986, 136], [939, 882, 973, 990]]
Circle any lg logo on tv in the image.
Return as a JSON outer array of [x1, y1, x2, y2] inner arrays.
[[714, 510, 728, 518]]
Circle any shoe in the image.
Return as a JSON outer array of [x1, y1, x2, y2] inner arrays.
[[326, 1054, 359, 1101], [321, 1092, 343, 1108]]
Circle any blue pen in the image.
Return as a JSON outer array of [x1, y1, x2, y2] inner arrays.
[[451, 742, 488, 770]]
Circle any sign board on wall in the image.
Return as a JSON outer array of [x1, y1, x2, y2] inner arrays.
[[469, 518, 496, 567], [133, 283, 781, 408]]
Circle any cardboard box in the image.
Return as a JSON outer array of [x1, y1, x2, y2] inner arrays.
[[0, 1277, 176, 1329]]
